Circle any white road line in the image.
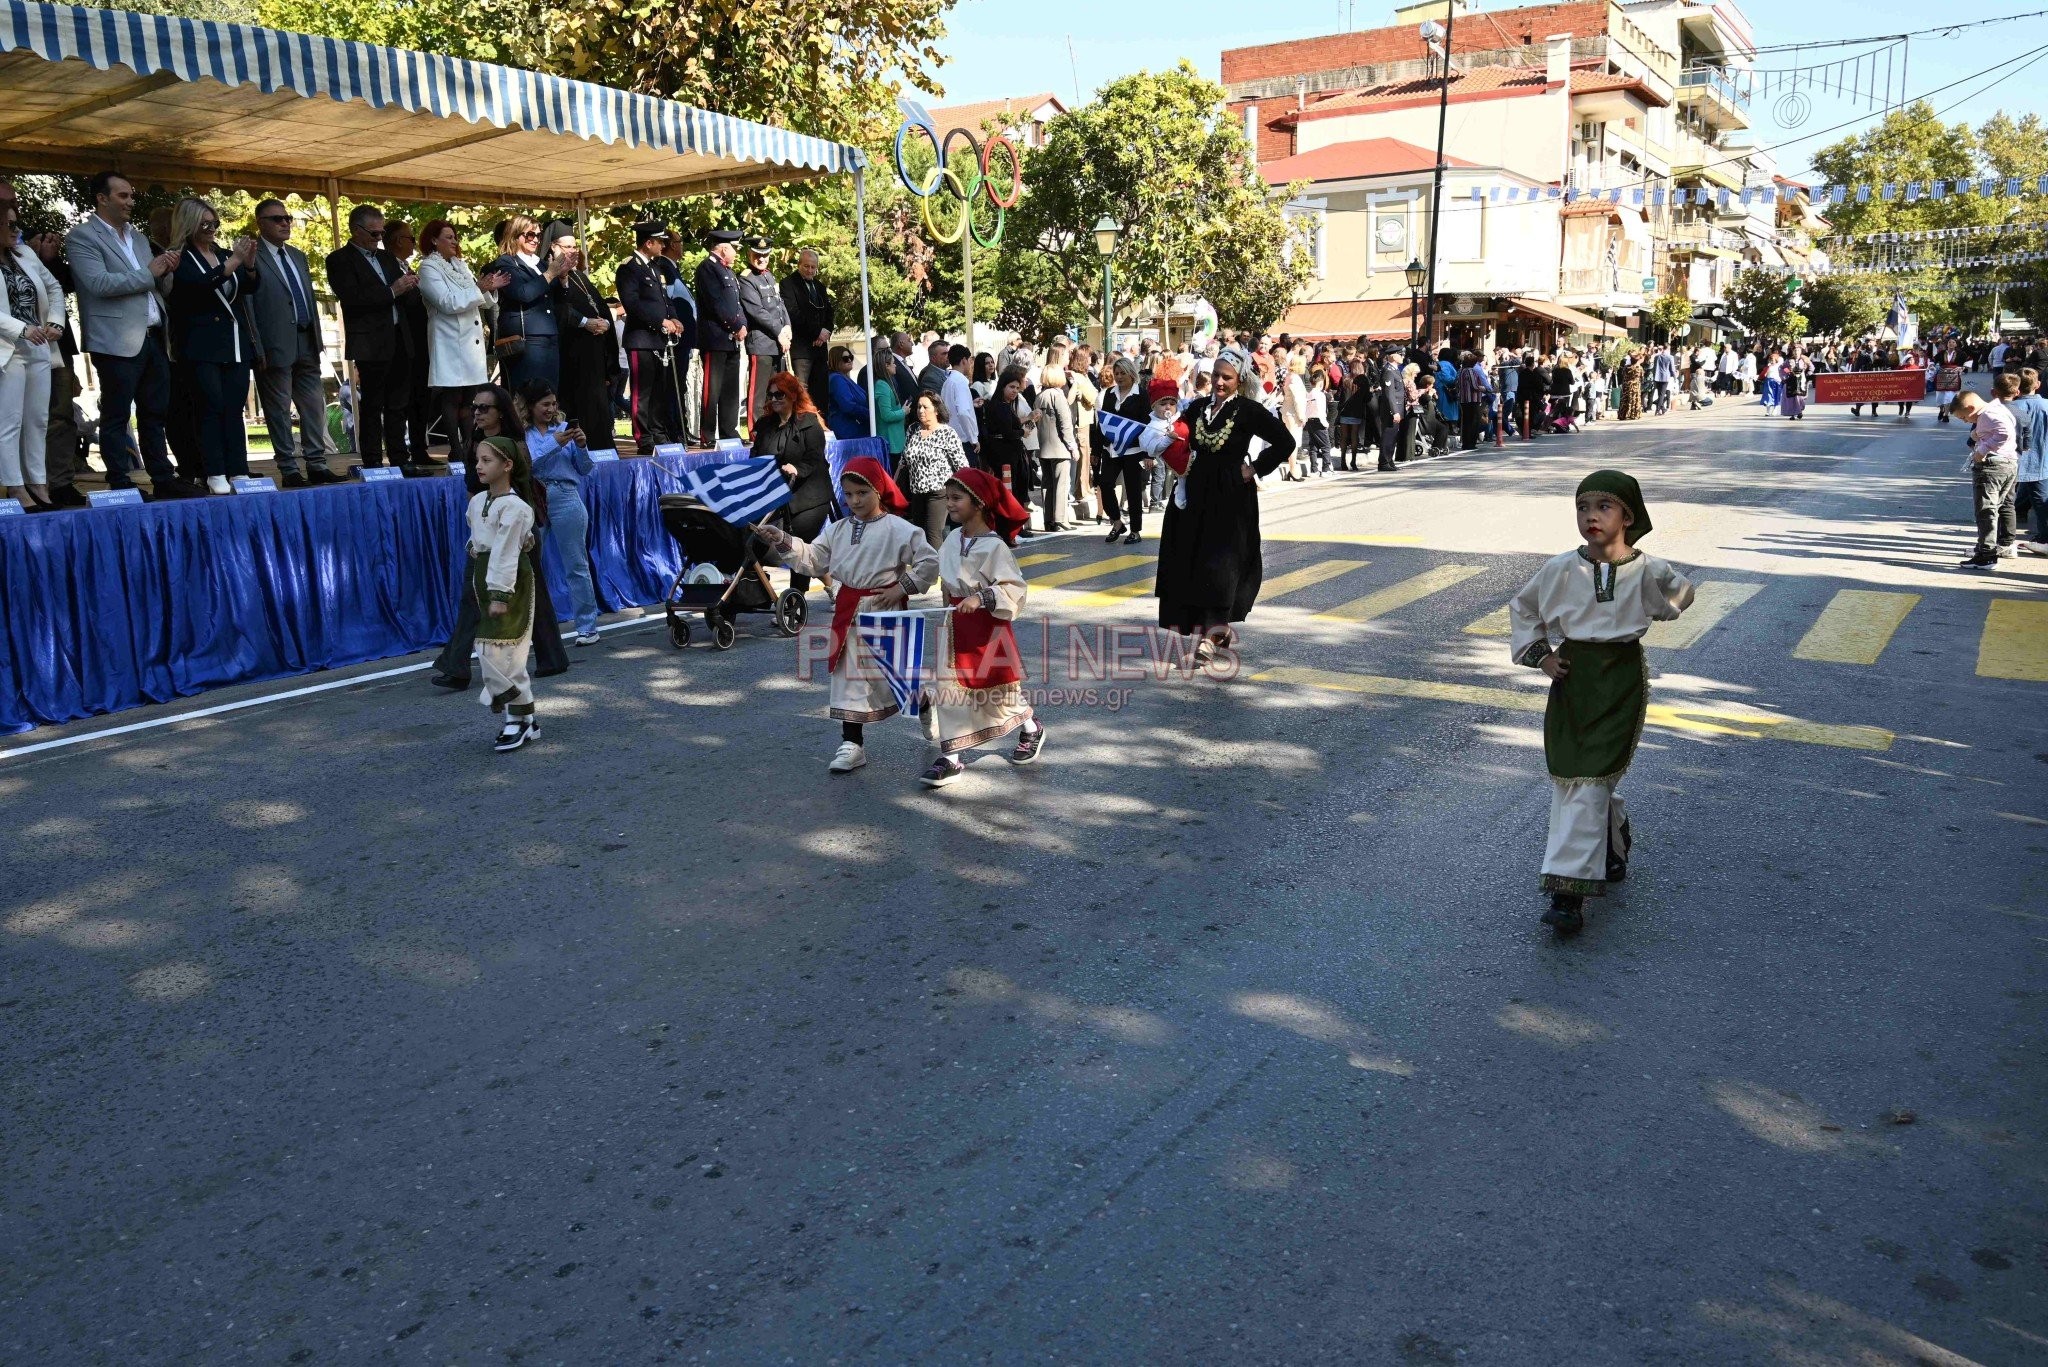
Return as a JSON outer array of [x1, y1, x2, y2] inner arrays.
[[0, 616, 663, 762]]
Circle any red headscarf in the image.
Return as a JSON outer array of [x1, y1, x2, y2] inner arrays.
[[839, 455, 907, 514], [946, 466, 1030, 545]]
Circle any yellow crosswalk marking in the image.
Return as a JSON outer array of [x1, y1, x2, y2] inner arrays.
[[1260, 559, 1372, 602], [1642, 580, 1763, 649], [1978, 600, 2048, 681], [1463, 606, 1511, 637], [1317, 564, 1486, 623], [1265, 533, 1424, 546], [1064, 573, 1160, 609], [1251, 665, 1893, 752], [1015, 553, 1071, 568], [1792, 589, 1920, 665], [1032, 553, 1154, 590]]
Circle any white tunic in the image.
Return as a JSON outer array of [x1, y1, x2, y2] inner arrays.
[[781, 514, 940, 722], [923, 530, 1034, 753], [1509, 548, 1694, 667]]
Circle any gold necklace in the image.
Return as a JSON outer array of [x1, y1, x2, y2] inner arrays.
[[1192, 397, 1239, 455]]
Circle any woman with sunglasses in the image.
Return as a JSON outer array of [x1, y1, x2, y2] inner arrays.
[[166, 196, 260, 493], [749, 372, 834, 594], [486, 214, 562, 392]]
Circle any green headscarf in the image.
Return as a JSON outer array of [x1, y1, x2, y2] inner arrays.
[[1575, 469, 1652, 544]]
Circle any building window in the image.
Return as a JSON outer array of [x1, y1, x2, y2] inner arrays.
[[1284, 198, 1327, 278]]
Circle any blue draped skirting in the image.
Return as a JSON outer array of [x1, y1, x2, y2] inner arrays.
[[0, 441, 885, 734]]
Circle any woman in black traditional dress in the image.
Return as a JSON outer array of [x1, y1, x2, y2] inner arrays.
[[1153, 348, 1295, 665], [543, 222, 620, 452]]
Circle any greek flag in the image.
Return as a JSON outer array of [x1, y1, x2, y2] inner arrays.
[[854, 608, 949, 717], [1098, 410, 1148, 456], [680, 456, 791, 525]]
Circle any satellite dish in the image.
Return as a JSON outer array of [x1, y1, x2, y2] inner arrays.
[[1418, 19, 1445, 41]]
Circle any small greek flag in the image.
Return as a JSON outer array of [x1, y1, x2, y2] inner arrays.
[[855, 608, 949, 717], [1098, 410, 1148, 456], [680, 456, 791, 525]]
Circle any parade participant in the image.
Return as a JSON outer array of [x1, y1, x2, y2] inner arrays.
[[1139, 377, 1192, 506], [467, 435, 543, 752], [918, 467, 1045, 788], [1509, 471, 1695, 935], [1154, 347, 1295, 666], [1781, 348, 1812, 421], [753, 457, 940, 773]]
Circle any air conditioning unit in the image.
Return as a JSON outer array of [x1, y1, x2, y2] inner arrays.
[[1579, 121, 1601, 144]]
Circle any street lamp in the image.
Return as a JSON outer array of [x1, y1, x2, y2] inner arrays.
[[1405, 257, 1426, 347], [1094, 216, 1122, 353]]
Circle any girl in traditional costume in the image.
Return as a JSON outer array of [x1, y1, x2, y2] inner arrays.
[[1153, 347, 1296, 666], [467, 435, 542, 752], [754, 456, 940, 774], [1509, 470, 1695, 935], [918, 468, 1046, 788]]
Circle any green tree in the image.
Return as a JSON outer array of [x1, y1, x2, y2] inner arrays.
[[1725, 266, 1804, 339], [1800, 276, 1882, 339], [1648, 293, 1693, 341], [990, 63, 1312, 341]]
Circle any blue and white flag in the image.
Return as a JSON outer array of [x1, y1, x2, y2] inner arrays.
[[854, 608, 950, 717], [681, 456, 791, 525], [1098, 410, 1148, 456]]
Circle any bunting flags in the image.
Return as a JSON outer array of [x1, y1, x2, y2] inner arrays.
[[1466, 175, 2048, 208]]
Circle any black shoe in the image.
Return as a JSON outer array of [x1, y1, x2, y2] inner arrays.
[[429, 673, 470, 690], [48, 484, 89, 508], [153, 477, 206, 499], [1105, 524, 1126, 543], [494, 715, 537, 752], [1541, 894, 1585, 935], [919, 756, 966, 788], [281, 471, 309, 489], [305, 468, 345, 486], [1959, 552, 1999, 571], [1123, 532, 1142, 545], [1009, 725, 1046, 765]]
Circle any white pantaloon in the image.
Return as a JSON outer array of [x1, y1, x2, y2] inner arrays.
[[1542, 780, 1629, 894], [478, 639, 534, 715]]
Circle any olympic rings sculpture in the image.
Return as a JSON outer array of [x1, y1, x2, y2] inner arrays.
[[892, 100, 1022, 249]]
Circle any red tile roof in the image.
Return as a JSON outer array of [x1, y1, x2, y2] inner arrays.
[[1278, 64, 1559, 124], [924, 93, 1064, 131], [1570, 70, 1668, 105], [1259, 137, 1480, 186], [1222, 3, 1612, 85]]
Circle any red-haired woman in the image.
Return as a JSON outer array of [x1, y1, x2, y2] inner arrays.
[[750, 371, 835, 593]]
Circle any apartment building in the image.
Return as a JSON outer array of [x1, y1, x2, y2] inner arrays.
[[1224, 0, 1767, 347]]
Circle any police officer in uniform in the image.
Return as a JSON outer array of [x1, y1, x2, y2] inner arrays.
[[616, 220, 685, 450], [694, 228, 746, 442], [736, 235, 792, 436]]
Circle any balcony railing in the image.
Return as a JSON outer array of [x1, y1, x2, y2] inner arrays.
[[1668, 221, 1744, 253], [1559, 268, 1644, 298], [1678, 67, 1750, 111]]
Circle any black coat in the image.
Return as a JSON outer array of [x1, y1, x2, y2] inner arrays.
[[1154, 395, 1294, 629], [1096, 382, 1150, 462], [779, 271, 833, 350], [617, 254, 679, 352], [750, 409, 833, 520], [980, 390, 1030, 489], [737, 268, 789, 356], [554, 270, 620, 450], [168, 247, 259, 366], [324, 242, 409, 362], [1378, 361, 1405, 425], [695, 256, 745, 353]]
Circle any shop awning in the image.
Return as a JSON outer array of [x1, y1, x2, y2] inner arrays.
[[1508, 296, 1611, 335], [1273, 296, 1419, 341], [0, 0, 863, 207]]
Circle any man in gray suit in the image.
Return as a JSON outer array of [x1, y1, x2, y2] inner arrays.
[[242, 199, 339, 487], [63, 171, 202, 499]]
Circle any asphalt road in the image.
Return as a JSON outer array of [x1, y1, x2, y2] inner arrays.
[[4, 393, 2047, 1365]]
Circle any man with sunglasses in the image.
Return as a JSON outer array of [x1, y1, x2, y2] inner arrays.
[[241, 200, 340, 487], [694, 228, 746, 442], [323, 204, 420, 471]]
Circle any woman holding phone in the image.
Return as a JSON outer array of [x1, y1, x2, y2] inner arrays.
[[516, 379, 601, 645]]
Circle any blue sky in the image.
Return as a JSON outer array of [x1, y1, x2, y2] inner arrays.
[[917, 1, 2048, 178]]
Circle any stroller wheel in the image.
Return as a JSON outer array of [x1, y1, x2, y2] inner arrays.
[[712, 615, 738, 650], [775, 589, 808, 637], [668, 616, 691, 649]]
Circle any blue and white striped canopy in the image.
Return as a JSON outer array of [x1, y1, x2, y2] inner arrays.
[[0, 0, 865, 205]]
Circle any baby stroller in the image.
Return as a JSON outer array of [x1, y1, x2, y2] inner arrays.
[[1547, 395, 1580, 434], [657, 493, 809, 650]]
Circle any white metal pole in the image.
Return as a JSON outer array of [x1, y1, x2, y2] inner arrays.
[[855, 167, 877, 439]]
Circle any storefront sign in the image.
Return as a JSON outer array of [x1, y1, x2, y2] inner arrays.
[[1814, 368, 1928, 404]]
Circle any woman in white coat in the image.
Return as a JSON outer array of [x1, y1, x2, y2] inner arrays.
[[0, 192, 66, 510], [417, 219, 508, 465]]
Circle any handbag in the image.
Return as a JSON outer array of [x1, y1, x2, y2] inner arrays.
[[494, 304, 527, 361]]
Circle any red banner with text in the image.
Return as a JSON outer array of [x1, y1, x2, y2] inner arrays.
[[1813, 369, 1928, 405]]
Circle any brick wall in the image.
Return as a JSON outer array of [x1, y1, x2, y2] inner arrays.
[[1221, 2, 1611, 85], [1227, 100, 1299, 164]]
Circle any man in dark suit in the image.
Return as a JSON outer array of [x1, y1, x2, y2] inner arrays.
[[616, 220, 686, 451], [1377, 346, 1405, 471], [737, 235, 791, 436], [242, 198, 341, 487], [382, 219, 436, 466], [780, 248, 834, 409], [694, 228, 746, 442], [323, 204, 419, 470]]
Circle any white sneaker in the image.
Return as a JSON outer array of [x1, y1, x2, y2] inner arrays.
[[1999, 544, 2019, 559], [573, 631, 602, 646], [828, 741, 866, 774], [206, 476, 232, 495], [2018, 541, 2048, 556]]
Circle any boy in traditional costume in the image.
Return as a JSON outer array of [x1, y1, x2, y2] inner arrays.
[[467, 436, 542, 752], [754, 456, 940, 774], [1509, 470, 1695, 934], [919, 468, 1045, 788]]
